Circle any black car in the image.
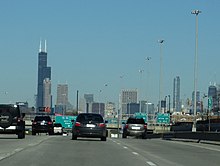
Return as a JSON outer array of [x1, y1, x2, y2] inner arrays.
[[32, 115, 54, 135], [122, 117, 147, 139], [0, 104, 25, 139], [72, 113, 107, 141]]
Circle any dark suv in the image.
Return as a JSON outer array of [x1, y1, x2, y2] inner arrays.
[[72, 113, 107, 141], [0, 104, 25, 139], [32, 115, 54, 135], [122, 117, 147, 139]]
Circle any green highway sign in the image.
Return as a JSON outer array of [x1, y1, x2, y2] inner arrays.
[[157, 113, 170, 124], [55, 116, 77, 128]]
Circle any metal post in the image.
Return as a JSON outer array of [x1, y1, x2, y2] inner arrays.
[[191, 10, 201, 132], [158, 40, 164, 113]]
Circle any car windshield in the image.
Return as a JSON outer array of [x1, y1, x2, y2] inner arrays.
[[34, 116, 52, 122], [54, 123, 62, 127], [77, 114, 103, 123]]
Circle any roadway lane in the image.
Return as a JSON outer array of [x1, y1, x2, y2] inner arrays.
[[0, 135, 220, 166]]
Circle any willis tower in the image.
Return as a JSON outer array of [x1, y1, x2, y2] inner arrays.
[[37, 40, 51, 111]]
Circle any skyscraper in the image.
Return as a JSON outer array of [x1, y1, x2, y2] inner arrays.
[[43, 78, 52, 108], [173, 76, 181, 112], [37, 40, 51, 111], [120, 89, 138, 114], [56, 84, 69, 106]]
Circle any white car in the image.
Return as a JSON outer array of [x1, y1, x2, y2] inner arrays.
[[53, 123, 63, 135]]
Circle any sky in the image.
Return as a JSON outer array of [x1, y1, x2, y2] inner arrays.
[[0, 0, 220, 108]]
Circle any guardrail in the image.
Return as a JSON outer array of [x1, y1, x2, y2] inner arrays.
[[162, 131, 220, 142]]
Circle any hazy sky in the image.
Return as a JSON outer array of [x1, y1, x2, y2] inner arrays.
[[0, 0, 219, 107]]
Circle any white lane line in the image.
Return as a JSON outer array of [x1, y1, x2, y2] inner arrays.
[[14, 148, 24, 152], [132, 152, 139, 155], [146, 161, 157, 166], [117, 142, 121, 145], [123, 146, 128, 149]]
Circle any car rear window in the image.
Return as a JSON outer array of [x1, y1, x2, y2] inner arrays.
[[34, 116, 52, 122], [127, 118, 145, 124], [77, 114, 103, 123], [54, 123, 62, 127]]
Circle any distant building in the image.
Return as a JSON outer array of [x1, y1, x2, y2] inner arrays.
[[192, 91, 200, 113], [36, 40, 51, 111], [92, 102, 105, 117], [120, 89, 138, 114], [84, 94, 94, 103], [208, 85, 218, 112], [173, 76, 181, 112], [55, 84, 69, 114], [43, 78, 52, 109], [127, 103, 139, 115], [83, 94, 94, 113], [105, 102, 116, 118], [56, 84, 68, 105]]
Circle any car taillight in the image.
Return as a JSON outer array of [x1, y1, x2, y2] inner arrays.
[[75, 122, 81, 127], [125, 124, 129, 129], [48, 122, 52, 125], [99, 123, 106, 128], [144, 124, 147, 129], [33, 122, 37, 125]]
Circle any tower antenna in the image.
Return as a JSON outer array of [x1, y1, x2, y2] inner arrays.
[[39, 39, 42, 52], [45, 39, 47, 52]]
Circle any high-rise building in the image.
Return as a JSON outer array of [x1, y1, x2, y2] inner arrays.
[[192, 91, 200, 113], [208, 85, 218, 112], [173, 76, 181, 112], [120, 89, 138, 114], [43, 78, 52, 108], [37, 40, 51, 111], [56, 84, 68, 105]]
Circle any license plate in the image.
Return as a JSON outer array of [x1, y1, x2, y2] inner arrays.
[[40, 122, 45, 125], [86, 124, 95, 127], [132, 126, 140, 130]]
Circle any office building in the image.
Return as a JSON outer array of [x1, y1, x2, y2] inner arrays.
[[173, 76, 181, 112], [120, 89, 138, 114], [43, 78, 52, 108], [36, 40, 51, 111]]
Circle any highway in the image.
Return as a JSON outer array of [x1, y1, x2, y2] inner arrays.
[[0, 134, 220, 166]]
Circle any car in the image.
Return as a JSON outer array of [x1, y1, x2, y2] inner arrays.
[[32, 115, 54, 135], [122, 117, 147, 139], [0, 104, 25, 139], [72, 113, 107, 141], [53, 123, 63, 135]]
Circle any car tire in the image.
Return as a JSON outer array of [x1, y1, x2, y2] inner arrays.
[[0, 111, 13, 128], [72, 134, 77, 140], [49, 131, 54, 136], [122, 133, 127, 138], [32, 131, 36, 136], [101, 137, 107, 141], [142, 132, 147, 139], [18, 130, 25, 139]]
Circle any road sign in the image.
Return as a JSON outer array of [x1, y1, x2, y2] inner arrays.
[[157, 113, 170, 124], [55, 116, 77, 128]]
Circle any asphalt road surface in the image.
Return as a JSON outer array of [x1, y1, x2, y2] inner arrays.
[[0, 134, 220, 166]]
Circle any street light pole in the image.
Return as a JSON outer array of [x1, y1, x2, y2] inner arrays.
[[139, 69, 144, 113], [158, 39, 164, 113], [191, 9, 201, 132]]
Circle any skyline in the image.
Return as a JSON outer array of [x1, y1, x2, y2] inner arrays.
[[0, 1, 220, 107]]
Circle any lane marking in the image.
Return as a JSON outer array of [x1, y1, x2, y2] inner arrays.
[[146, 161, 157, 166], [132, 152, 139, 155], [123, 146, 128, 149]]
